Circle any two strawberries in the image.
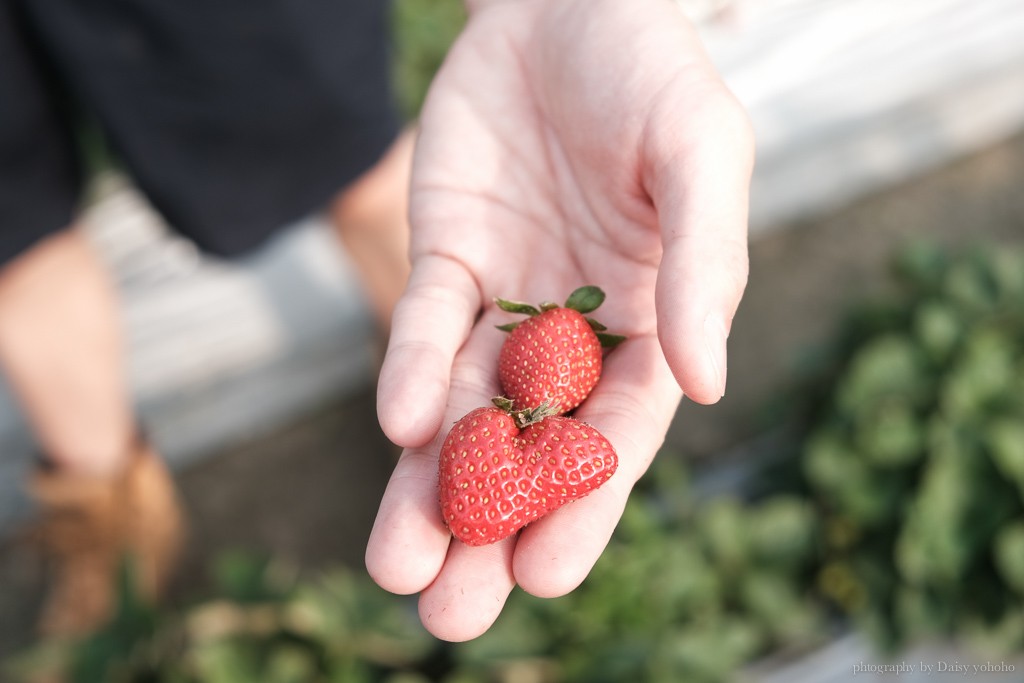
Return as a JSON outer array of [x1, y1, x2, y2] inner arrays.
[[439, 286, 625, 546]]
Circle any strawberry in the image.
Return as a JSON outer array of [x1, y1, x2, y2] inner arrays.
[[496, 286, 625, 414], [439, 403, 618, 546]]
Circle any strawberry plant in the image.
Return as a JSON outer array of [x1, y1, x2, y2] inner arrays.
[[7, 457, 825, 683], [799, 242, 1024, 653], [15, 242, 1024, 682]]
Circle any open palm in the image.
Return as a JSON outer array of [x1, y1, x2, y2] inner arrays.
[[367, 0, 754, 641]]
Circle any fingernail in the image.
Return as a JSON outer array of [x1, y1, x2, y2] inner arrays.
[[703, 313, 729, 398]]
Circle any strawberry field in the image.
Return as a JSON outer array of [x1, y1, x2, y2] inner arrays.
[[5, 1, 1024, 681], [11, 240, 1024, 682]]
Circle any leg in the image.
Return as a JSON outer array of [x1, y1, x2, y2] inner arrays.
[[329, 127, 416, 334], [0, 228, 183, 637], [0, 228, 133, 476]]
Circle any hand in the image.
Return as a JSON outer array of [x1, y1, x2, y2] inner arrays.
[[366, 0, 753, 641]]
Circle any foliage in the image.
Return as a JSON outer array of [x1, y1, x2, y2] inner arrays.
[[450, 461, 825, 683], [6, 553, 436, 683], [800, 242, 1024, 654], [12, 242, 1024, 681], [5, 458, 824, 683]]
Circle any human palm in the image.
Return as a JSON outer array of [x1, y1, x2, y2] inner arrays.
[[367, 0, 754, 642]]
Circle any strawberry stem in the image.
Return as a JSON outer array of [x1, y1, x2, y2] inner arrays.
[[512, 401, 559, 429], [491, 397, 559, 428]]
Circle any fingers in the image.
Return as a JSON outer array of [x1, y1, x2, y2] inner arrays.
[[377, 254, 482, 447], [645, 84, 754, 404], [368, 452, 518, 643], [363, 448, 450, 595], [512, 335, 682, 597], [372, 319, 682, 633], [366, 308, 505, 596], [419, 538, 517, 641]]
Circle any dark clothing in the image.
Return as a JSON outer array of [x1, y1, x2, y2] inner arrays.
[[0, 0, 399, 263]]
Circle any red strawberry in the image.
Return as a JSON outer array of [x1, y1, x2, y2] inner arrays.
[[496, 286, 625, 414], [439, 405, 618, 546]]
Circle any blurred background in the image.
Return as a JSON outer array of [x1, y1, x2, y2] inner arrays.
[[3, 0, 1024, 680]]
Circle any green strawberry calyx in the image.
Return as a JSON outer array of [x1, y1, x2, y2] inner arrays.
[[494, 285, 627, 348]]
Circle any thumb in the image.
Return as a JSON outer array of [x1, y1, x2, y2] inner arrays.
[[645, 84, 754, 404]]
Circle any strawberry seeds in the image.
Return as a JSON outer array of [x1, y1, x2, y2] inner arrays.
[[438, 286, 625, 546]]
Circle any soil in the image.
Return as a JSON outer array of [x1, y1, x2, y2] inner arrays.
[[2, 131, 1023, 667]]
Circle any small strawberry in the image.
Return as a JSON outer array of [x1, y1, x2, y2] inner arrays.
[[439, 402, 618, 546], [496, 286, 625, 414]]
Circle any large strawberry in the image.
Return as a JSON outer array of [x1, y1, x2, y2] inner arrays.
[[496, 286, 625, 414], [439, 403, 618, 546]]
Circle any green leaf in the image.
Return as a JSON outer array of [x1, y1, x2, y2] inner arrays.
[[493, 298, 540, 316], [836, 334, 927, 413], [962, 609, 1024, 657], [895, 448, 978, 586], [596, 332, 627, 349], [740, 571, 820, 640], [213, 551, 288, 603], [494, 322, 520, 332], [193, 641, 263, 683], [855, 400, 924, 468], [266, 645, 317, 683], [986, 419, 1024, 491], [944, 257, 999, 312], [994, 523, 1024, 594], [564, 285, 606, 313], [894, 241, 947, 291], [894, 587, 952, 638], [913, 301, 961, 361], [987, 248, 1024, 300], [585, 317, 607, 332], [697, 498, 750, 571], [748, 497, 817, 567]]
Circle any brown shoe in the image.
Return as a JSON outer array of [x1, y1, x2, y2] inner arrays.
[[29, 437, 185, 638]]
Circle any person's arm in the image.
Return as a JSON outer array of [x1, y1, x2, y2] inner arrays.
[[367, 0, 753, 642]]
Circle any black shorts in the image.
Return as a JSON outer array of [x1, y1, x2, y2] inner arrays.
[[0, 0, 400, 264]]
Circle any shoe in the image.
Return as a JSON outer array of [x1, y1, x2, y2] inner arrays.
[[29, 436, 185, 638]]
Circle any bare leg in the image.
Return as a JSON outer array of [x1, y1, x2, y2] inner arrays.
[[0, 227, 183, 637], [329, 128, 416, 334], [0, 227, 133, 476]]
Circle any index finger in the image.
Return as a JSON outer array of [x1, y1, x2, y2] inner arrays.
[[377, 253, 483, 448]]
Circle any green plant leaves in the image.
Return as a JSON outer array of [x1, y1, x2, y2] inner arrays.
[[994, 523, 1024, 595], [836, 334, 929, 413], [16, 243, 1024, 683], [986, 419, 1024, 494], [799, 243, 1024, 654]]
